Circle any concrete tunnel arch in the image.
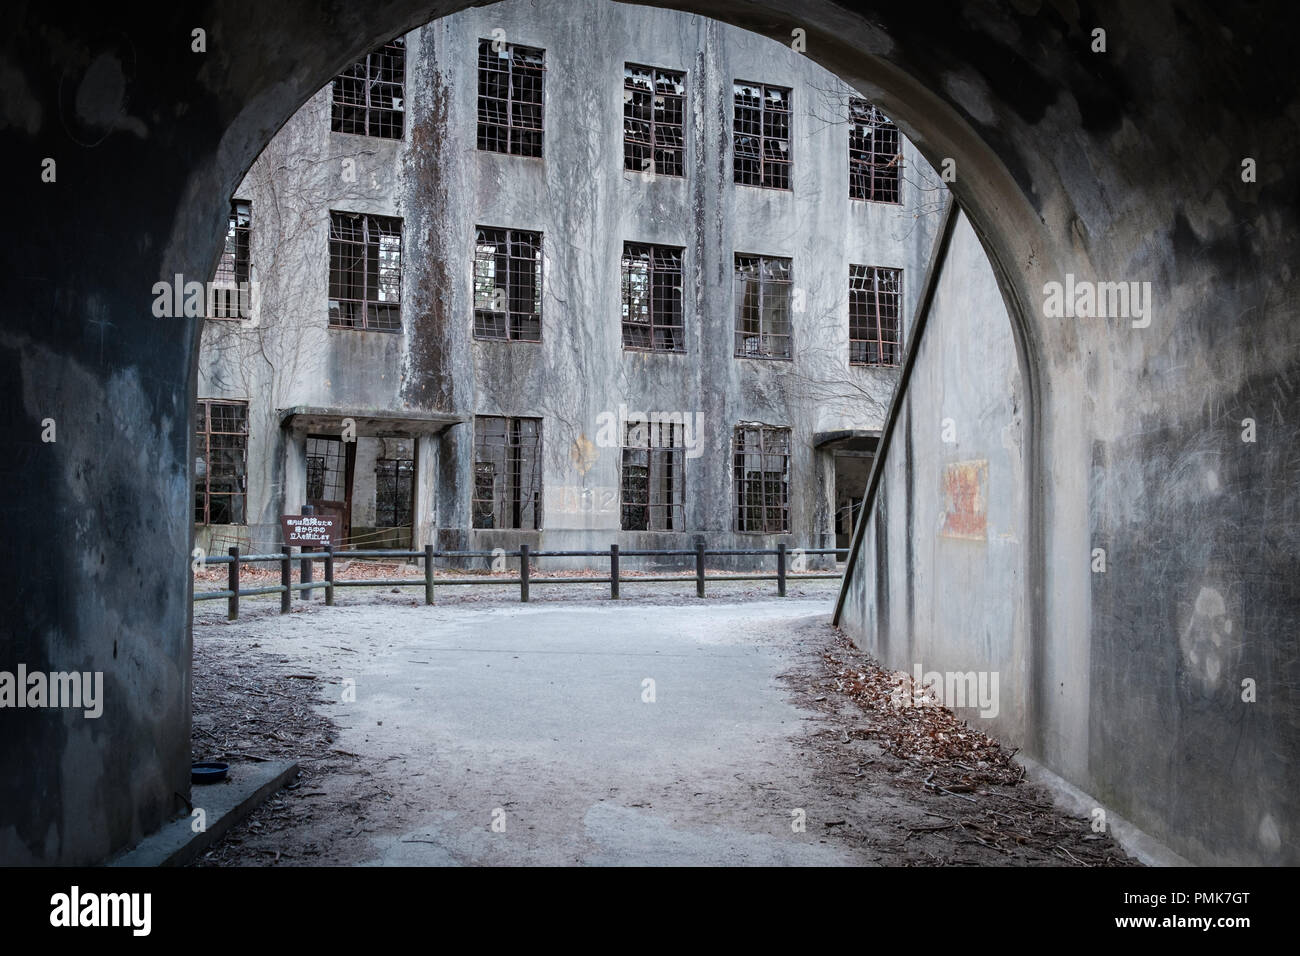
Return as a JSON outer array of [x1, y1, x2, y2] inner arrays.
[[1, 0, 1294, 865]]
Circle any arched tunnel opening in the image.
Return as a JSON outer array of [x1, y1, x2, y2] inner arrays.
[[0, 0, 1295, 889]]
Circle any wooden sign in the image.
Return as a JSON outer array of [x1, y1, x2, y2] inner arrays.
[[280, 514, 337, 546]]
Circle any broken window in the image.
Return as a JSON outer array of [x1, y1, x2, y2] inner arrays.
[[331, 39, 405, 139], [621, 420, 685, 531], [195, 400, 248, 525], [733, 424, 790, 534], [849, 265, 902, 365], [474, 227, 542, 341], [849, 99, 901, 203], [477, 39, 545, 157], [210, 200, 251, 319], [305, 437, 347, 501], [329, 211, 402, 331], [622, 243, 684, 352], [734, 254, 792, 359], [733, 82, 791, 189], [473, 416, 542, 530], [624, 64, 685, 177], [374, 458, 414, 527]]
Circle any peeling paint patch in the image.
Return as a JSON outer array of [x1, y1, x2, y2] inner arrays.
[[940, 459, 988, 540]]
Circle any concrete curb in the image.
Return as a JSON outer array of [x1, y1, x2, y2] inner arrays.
[[109, 760, 299, 867]]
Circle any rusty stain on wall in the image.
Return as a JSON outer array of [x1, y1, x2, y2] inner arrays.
[[941, 459, 988, 540]]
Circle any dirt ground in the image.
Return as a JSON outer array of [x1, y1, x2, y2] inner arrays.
[[190, 586, 1136, 866]]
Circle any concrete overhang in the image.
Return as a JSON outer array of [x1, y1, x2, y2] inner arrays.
[[279, 406, 469, 438], [814, 429, 881, 453]]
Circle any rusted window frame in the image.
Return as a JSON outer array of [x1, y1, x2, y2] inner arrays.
[[330, 39, 406, 140], [474, 226, 543, 342], [472, 415, 543, 530], [734, 253, 793, 360], [210, 199, 251, 320], [624, 64, 685, 177], [620, 420, 686, 531], [194, 399, 249, 526], [328, 211, 403, 332], [733, 81, 791, 190], [622, 242, 684, 352], [733, 423, 791, 534], [374, 457, 415, 527], [477, 39, 545, 157], [848, 99, 901, 204], [849, 264, 902, 366]]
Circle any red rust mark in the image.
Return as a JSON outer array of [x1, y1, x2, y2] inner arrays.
[[941, 460, 988, 540]]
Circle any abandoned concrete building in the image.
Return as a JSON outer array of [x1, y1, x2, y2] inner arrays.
[[193, 0, 966, 563]]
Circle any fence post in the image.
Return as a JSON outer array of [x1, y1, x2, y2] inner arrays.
[[424, 543, 435, 606], [695, 541, 706, 598], [324, 544, 334, 607], [519, 544, 530, 603], [777, 542, 787, 597], [300, 545, 313, 601], [227, 546, 239, 621], [280, 545, 291, 614], [610, 544, 619, 600]]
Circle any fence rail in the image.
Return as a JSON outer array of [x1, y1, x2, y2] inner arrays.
[[193, 543, 847, 620]]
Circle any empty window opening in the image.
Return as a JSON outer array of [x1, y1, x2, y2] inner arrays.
[[329, 212, 403, 331], [195, 400, 248, 525], [473, 416, 543, 530], [734, 254, 792, 359], [477, 39, 545, 157], [624, 64, 685, 177], [622, 243, 684, 352], [621, 420, 686, 531], [474, 227, 542, 341], [331, 39, 405, 139], [210, 200, 251, 319], [849, 265, 902, 365], [733, 82, 791, 189], [849, 99, 901, 203], [733, 424, 790, 534]]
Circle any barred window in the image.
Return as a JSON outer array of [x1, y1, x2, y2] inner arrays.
[[329, 212, 402, 331], [624, 64, 685, 177], [733, 424, 790, 534], [621, 420, 685, 531], [306, 436, 347, 502], [474, 227, 542, 341], [849, 99, 901, 203], [849, 265, 902, 366], [331, 39, 405, 139], [473, 416, 542, 530], [734, 254, 792, 359], [210, 200, 251, 319], [733, 82, 791, 189], [195, 400, 248, 525], [477, 39, 545, 157], [375, 458, 414, 527], [622, 243, 684, 352]]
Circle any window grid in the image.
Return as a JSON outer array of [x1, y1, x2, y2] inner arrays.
[[195, 400, 248, 525], [849, 99, 901, 203], [329, 212, 402, 332], [375, 458, 414, 527], [622, 243, 684, 352], [621, 421, 685, 531], [473, 416, 543, 530], [331, 39, 405, 139], [210, 200, 251, 319], [733, 82, 791, 189], [734, 254, 793, 359], [849, 265, 902, 366], [306, 436, 347, 501], [477, 39, 545, 157], [624, 64, 685, 177], [474, 227, 543, 341], [733, 425, 790, 534]]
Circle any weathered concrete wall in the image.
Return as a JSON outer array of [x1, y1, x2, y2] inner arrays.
[[841, 209, 1027, 740], [194, 0, 943, 566]]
